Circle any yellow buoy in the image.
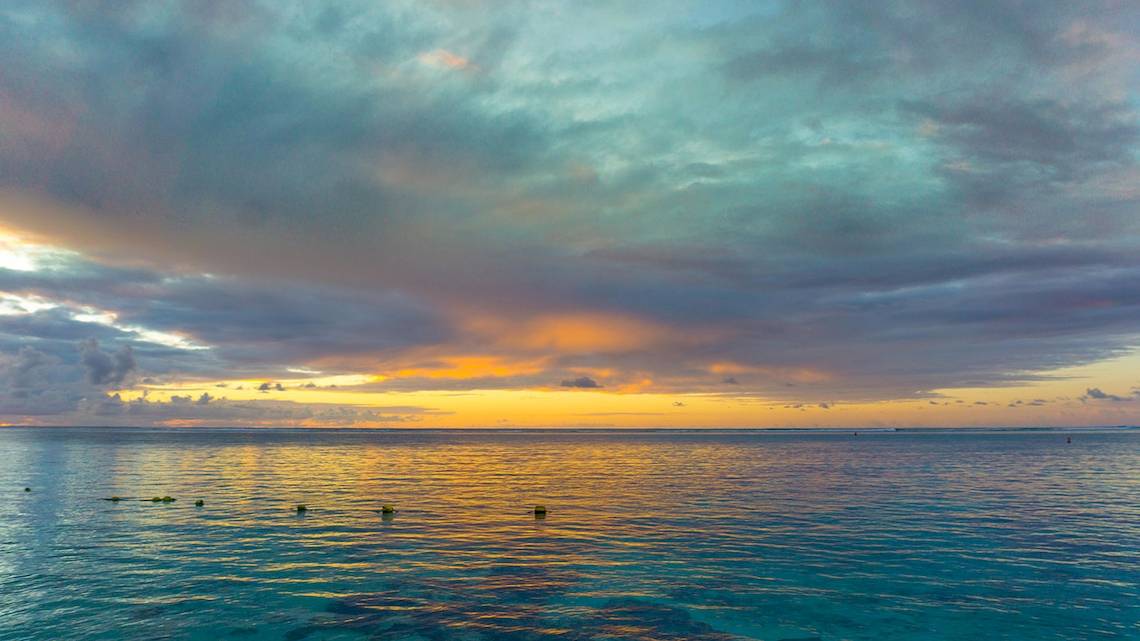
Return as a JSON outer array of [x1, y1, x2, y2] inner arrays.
[[380, 505, 396, 514]]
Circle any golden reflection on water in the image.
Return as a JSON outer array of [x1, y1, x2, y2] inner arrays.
[[107, 437, 781, 521], [1, 429, 1138, 641]]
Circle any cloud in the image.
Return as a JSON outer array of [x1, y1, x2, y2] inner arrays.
[[0, 0, 1137, 425], [0, 346, 81, 415], [0, 339, 134, 416], [79, 339, 135, 386], [1083, 387, 1128, 402], [0, 252, 450, 380], [10, 346, 51, 389], [73, 394, 446, 427], [560, 376, 601, 389], [418, 49, 475, 71], [0, 340, 449, 425]]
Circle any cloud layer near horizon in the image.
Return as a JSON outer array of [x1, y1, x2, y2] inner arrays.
[[0, 1, 1138, 425]]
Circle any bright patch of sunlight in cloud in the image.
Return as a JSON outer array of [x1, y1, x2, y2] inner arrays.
[[0, 293, 58, 315], [0, 228, 75, 272], [72, 307, 210, 351]]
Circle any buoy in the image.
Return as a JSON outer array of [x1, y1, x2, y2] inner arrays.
[[296, 504, 307, 513], [533, 505, 547, 516], [24, 487, 30, 492], [380, 505, 396, 514], [195, 500, 205, 507], [1067, 436, 1072, 444]]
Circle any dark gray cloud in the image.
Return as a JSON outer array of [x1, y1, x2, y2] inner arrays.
[[0, 346, 84, 415], [0, 339, 134, 416], [1083, 388, 1128, 402], [561, 377, 601, 389], [9, 346, 51, 390], [79, 339, 135, 386]]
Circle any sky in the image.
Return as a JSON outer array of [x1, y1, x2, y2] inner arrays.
[[0, 0, 1138, 428]]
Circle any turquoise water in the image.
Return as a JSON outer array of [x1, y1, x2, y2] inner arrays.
[[0, 428, 1137, 640]]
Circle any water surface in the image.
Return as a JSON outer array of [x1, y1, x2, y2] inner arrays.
[[1, 428, 1137, 640]]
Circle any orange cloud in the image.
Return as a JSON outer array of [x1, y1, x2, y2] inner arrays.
[[418, 49, 475, 71], [393, 355, 549, 380], [708, 361, 833, 383], [467, 312, 710, 354], [614, 376, 655, 393]]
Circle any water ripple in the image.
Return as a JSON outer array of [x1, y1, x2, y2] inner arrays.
[[0, 428, 1137, 640]]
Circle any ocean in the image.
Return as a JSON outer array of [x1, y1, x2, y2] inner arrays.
[[0, 427, 1137, 640]]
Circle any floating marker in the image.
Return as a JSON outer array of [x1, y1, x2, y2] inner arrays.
[[296, 504, 308, 513], [195, 500, 205, 507], [24, 487, 30, 492], [533, 505, 547, 517], [380, 505, 396, 514]]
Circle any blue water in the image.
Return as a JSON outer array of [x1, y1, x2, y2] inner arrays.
[[0, 428, 1137, 640]]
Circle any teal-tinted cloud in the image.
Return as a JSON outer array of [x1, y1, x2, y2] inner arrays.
[[0, 0, 1138, 412]]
